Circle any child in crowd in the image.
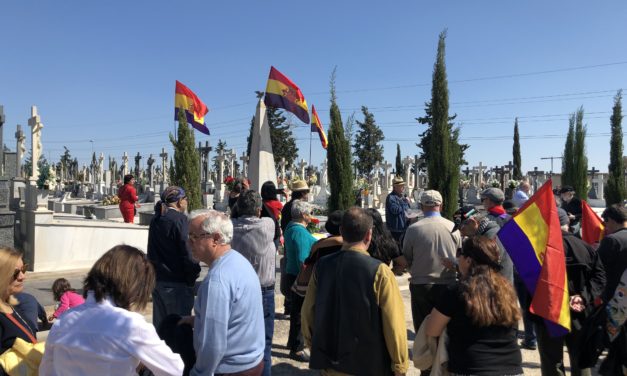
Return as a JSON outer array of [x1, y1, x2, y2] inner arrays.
[[48, 278, 85, 321]]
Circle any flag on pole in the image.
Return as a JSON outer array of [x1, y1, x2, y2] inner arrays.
[[310, 105, 327, 149], [175, 80, 210, 135], [581, 200, 604, 245], [264, 66, 310, 124], [497, 179, 571, 336]]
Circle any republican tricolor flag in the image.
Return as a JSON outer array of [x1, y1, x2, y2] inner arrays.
[[264, 66, 310, 124], [497, 179, 571, 336], [310, 105, 327, 149], [581, 200, 604, 245], [175, 80, 210, 135]]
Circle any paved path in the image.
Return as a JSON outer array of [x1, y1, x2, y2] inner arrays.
[[24, 259, 601, 375]]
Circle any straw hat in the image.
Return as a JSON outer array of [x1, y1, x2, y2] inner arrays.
[[291, 180, 310, 192], [392, 176, 405, 186]]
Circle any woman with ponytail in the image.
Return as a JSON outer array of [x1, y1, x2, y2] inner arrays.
[[425, 236, 523, 376]]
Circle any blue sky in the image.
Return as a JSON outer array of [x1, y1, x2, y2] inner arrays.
[[2, 1, 626, 176]]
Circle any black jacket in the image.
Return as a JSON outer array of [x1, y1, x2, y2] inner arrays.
[[148, 204, 200, 286], [310, 251, 392, 375], [562, 231, 606, 329], [597, 227, 627, 302]]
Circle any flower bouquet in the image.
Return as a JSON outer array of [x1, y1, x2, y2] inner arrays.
[[224, 176, 236, 191], [307, 217, 320, 234]]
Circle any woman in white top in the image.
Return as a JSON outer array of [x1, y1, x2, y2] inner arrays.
[[40, 245, 184, 376]]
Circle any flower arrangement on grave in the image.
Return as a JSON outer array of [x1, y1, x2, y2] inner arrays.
[[507, 179, 520, 190], [488, 179, 501, 188], [460, 179, 471, 188], [307, 174, 318, 187], [224, 176, 236, 191], [102, 195, 121, 206], [306, 217, 320, 234]]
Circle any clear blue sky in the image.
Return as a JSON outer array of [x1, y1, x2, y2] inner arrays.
[[2, 1, 626, 176]]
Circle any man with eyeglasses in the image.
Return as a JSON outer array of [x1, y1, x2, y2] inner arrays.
[[186, 209, 265, 376], [147, 186, 200, 330]]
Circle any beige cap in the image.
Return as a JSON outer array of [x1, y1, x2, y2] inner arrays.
[[420, 190, 443, 206]]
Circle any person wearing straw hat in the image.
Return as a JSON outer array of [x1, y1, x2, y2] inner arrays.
[[385, 176, 411, 246]]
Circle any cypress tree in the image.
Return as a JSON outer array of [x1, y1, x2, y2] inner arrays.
[[562, 115, 575, 187], [353, 106, 384, 180], [169, 109, 201, 210], [606, 90, 625, 206], [327, 68, 353, 211], [426, 30, 461, 219], [572, 107, 588, 199], [395, 144, 404, 177], [512, 118, 523, 180], [416, 101, 468, 165]]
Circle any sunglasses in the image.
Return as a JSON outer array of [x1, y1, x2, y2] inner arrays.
[[13, 265, 28, 281]]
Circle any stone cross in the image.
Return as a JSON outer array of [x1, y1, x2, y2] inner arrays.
[[382, 161, 392, 191], [15, 124, 25, 177], [159, 148, 169, 185], [121, 152, 129, 177], [197, 141, 211, 183], [319, 159, 328, 191], [278, 157, 287, 182], [473, 162, 486, 186], [463, 166, 471, 179], [0, 106, 4, 176], [402, 156, 413, 186], [240, 152, 249, 177], [587, 166, 599, 179], [215, 149, 226, 190], [297, 159, 308, 180], [529, 167, 545, 192], [146, 154, 155, 187], [373, 161, 381, 183], [27, 106, 43, 180], [134, 152, 142, 178], [97, 153, 104, 184]]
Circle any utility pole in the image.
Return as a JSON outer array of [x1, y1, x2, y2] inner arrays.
[[541, 156, 563, 178]]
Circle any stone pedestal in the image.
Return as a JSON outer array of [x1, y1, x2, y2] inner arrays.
[[10, 178, 26, 211]]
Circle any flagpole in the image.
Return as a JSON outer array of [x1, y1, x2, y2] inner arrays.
[[309, 130, 312, 178]]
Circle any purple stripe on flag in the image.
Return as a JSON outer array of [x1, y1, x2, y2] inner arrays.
[[497, 221, 542, 295], [264, 92, 310, 124], [175, 108, 210, 135]]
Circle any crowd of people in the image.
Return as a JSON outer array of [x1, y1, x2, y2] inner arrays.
[[0, 177, 624, 375]]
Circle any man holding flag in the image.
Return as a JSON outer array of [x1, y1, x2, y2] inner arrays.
[[533, 208, 605, 375]]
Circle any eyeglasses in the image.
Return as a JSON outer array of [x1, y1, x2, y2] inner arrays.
[[188, 232, 213, 242], [13, 265, 28, 281]]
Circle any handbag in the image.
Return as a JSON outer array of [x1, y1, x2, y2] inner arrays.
[[0, 337, 44, 376], [290, 263, 313, 298]]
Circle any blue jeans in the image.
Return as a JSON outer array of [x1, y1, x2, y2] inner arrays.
[[152, 281, 195, 331], [262, 286, 275, 376]]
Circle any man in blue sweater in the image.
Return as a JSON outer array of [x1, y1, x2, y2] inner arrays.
[[385, 176, 410, 245], [186, 209, 265, 376]]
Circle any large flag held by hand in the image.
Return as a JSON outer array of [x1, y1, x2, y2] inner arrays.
[[175, 80, 210, 135], [310, 105, 328, 149], [264, 66, 310, 124], [497, 179, 571, 336], [581, 200, 604, 245]]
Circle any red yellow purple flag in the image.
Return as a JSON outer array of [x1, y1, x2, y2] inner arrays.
[[310, 105, 328, 149], [497, 179, 571, 336], [175, 80, 210, 135], [581, 200, 604, 245], [264, 66, 310, 124]]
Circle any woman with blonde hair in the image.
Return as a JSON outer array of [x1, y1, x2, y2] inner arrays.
[[0, 247, 36, 373], [40, 245, 183, 376], [425, 236, 523, 376]]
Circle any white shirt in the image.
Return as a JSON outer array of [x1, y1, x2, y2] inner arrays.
[[40, 292, 183, 376], [512, 189, 529, 208]]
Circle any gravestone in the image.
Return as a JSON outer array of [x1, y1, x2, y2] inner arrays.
[[466, 185, 480, 204]]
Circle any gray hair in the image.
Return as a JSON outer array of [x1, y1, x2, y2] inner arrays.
[[291, 200, 312, 221], [189, 209, 233, 244], [237, 190, 262, 217]]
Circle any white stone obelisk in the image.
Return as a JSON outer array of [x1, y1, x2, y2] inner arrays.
[[248, 98, 277, 192]]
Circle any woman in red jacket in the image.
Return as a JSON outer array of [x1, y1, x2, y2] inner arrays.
[[118, 174, 139, 223]]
